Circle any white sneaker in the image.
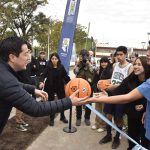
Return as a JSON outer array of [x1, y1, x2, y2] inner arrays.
[[16, 124, 28, 132], [22, 122, 29, 127], [122, 126, 127, 130], [91, 125, 97, 130], [97, 128, 105, 133]]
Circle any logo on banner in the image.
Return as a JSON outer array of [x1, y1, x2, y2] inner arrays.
[[68, 0, 77, 15], [62, 38, 70, 53], [58, 0, 80, 72]]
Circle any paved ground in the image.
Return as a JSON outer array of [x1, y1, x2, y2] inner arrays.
[[26, 106, 128, 150], [9, 70, 128, 150]]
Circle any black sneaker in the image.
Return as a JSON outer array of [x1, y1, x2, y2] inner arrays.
[[84, 119, 91, 126], [99, 135, 112, 144], [60, 117, 68, 124], [76, 119, 81, 126], [16, 124, 28, 132], [49, 120, 54, 126], [112, 137, 120, 149]]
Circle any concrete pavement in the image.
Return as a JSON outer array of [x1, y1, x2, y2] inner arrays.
[[26, 106, 128, 150]]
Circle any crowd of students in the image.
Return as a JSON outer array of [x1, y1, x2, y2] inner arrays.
[[14, 43, 150, 150], [86, 46, 150, 150], [1, 36, 150, 150], [73, 46, 150, 150]]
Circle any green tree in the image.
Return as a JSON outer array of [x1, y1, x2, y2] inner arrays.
[[0, 0, 93, 56], [74, 24, 87, 54], [0, 1, 15, 40], [50, 20, 62, 52], [0, 0, 47, 41], [32, 12, 51, 51], [48, 22, 90, 54]]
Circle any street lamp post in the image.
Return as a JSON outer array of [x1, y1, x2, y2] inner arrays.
[[141, 42, 146, 56], [147, 32, 150, 46], [47, 28, 51, 59]]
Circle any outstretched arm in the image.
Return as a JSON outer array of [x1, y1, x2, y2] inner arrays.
[[86, 88, 144, 104]]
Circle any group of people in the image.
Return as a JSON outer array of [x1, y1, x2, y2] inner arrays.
[[98, 46, 133, 149], [15, 43, 75, 130], [0, 36, 150, 150], [15, 47, 48, 131], [73, 45, 150, 150], [86, 46, 150, 150]]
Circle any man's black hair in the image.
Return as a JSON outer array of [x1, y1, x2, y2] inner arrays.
[[0, 36, 27, 62], [116, 46, 128, 54], [26, 42, 32, 51]]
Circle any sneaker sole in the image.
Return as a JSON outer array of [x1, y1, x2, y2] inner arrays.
[[16, 128, 28, 132]]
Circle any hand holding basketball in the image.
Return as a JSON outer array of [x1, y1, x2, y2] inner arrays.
[[97, 80, 111, 91]]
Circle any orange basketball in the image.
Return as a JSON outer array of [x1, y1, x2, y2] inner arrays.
[[65, 78, 91, 98], [97, 79, 110, 90]]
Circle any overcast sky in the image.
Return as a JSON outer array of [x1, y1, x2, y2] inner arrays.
[[38, 0, 150, 48]]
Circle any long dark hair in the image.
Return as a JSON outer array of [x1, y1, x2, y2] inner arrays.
[[124, 56, 150, 89], [99, 56, 111, 76], [48, 52, 61, 68], [133, 56, 150, 80]]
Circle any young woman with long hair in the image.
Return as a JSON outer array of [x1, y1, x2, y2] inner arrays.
[[39, 53, 70, 126]]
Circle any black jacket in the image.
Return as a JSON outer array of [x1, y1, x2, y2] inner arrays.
[[30, 56, 39, 76], [40, 63, 70, 98], [107, 74, 147, 116], [17, 64, 33, 85], [37, 57, 47, 76], [0, 59, 72, 134]]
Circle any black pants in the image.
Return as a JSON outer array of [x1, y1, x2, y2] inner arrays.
[[148, 140, 150, 150], [76, 88, 93, 120], [127, 114, 149, 150], [76, 104, 91, 120], [48, 92, 66, 121]]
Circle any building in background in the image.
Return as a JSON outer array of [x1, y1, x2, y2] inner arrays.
[[96, 44, 147, 58]]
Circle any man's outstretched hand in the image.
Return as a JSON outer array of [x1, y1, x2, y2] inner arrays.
[[35, 89, 48, 101], [69, 90, 89, 106]]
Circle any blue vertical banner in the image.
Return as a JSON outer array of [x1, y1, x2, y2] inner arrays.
[[58, 0, 81, 73]]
